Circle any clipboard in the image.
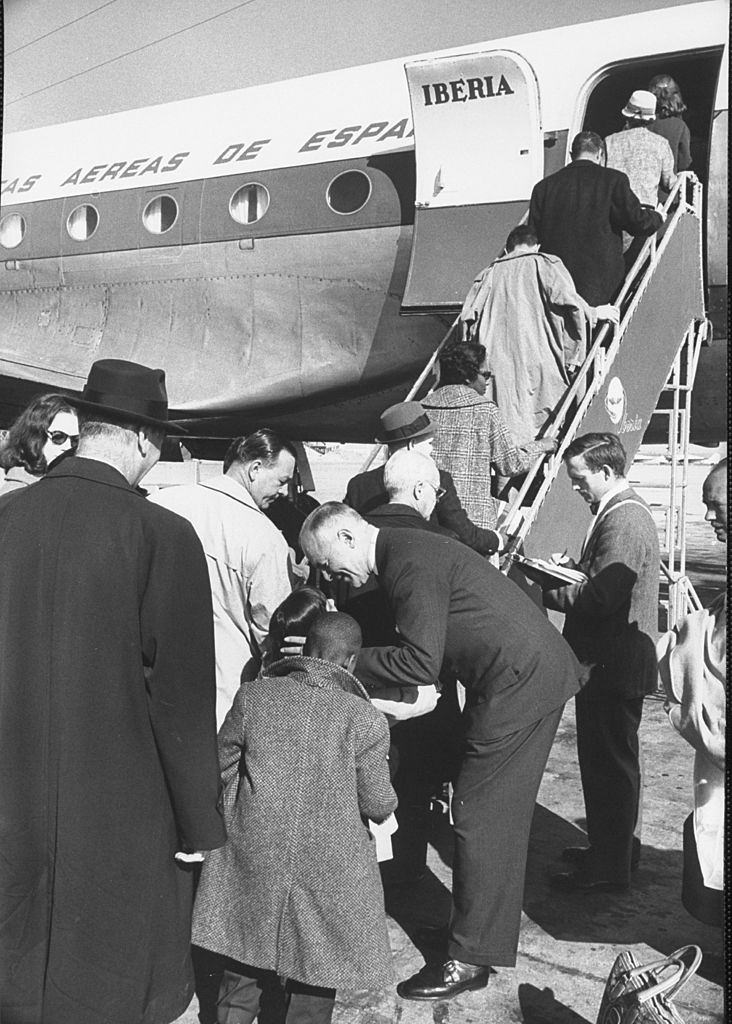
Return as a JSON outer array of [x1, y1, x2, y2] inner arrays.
[[511, 554, 587, 586]]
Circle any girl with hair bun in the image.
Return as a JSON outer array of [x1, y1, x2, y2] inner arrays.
[[264, 586, 328, 667]]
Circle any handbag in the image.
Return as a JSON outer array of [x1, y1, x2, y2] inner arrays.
[[596, 945, 702, 1024]]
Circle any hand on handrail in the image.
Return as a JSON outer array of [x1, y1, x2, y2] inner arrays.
[[595, 303, 620, 325]]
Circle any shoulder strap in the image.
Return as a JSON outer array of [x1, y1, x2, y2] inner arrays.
[[581, 497, 654, 558]]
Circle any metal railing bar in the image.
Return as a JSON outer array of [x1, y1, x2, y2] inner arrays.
[[497, 172, 700, 545]]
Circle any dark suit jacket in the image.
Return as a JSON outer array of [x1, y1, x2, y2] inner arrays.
[[366, 502, 454, 536], [528, 159, 663, 305], [543, 487, 660, 699], [355, 528, 582, 740], [345, 504, 449, 675], [344, 465, 500, 555]]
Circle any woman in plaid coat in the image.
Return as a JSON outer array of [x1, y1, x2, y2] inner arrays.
[[423, 341, 556, 529]]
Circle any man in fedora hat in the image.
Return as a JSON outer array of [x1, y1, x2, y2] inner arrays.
[[605, 89, 676, 266], [0, 359, 226, 1024], [344, 400, 501, 556], [528, 130, 664, 305]]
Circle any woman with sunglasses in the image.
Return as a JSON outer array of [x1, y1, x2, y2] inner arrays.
[[0, 393, 79, 500]]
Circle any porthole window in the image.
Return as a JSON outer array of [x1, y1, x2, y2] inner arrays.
[[66, 204, 99, 241], [326, 170, 372, 215], [142, 194, 178, 234], [229, 183, 270, 225], [0, 213, 26, 249]]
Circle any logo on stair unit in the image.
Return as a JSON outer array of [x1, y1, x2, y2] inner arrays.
[[604, 377, 626, 425]]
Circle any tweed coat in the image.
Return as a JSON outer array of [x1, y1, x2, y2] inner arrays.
[[0, 456, 225, 1024], [543, 487, 660, 699], [422, 385, 545, 528], [528, 158, 663, 304], [192, 656, 397, 990]]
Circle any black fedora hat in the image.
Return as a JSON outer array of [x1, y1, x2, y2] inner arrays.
[[375, 401, 434, 444], [69, 359, 186, 434]]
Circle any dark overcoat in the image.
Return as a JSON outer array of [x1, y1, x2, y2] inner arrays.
[[528, 158, 662, 304], [192, 656, 396, 990], [543, 487, 660, 698], [0, 457, 226, 1024]]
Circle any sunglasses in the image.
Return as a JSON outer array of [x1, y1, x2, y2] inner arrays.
[[47, 430, 79, 448]]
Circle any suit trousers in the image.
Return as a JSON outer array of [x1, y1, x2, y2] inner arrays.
[[217, 965, 335, 1024], [447, 705, 564, 967], [575, 689, 644, 885]]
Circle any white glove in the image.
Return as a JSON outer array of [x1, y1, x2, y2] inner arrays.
[[372, 684, 440, 720]]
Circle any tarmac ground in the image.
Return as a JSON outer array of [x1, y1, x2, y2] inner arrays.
[[174, 448, 726, 1024]]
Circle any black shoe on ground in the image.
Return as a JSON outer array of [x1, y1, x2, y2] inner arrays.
[[397, 959, 491, 1001], [561, 842, 640, 872], [550, 868, 630, 893]]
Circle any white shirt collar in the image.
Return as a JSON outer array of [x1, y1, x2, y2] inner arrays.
[[595, 477, 629, 516], [367, 527, 379, 577]]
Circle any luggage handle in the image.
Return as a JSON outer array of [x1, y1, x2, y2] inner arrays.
[[610, 961, 685, 1004], [611, 946, 702, 1005], [663, 945, 703, 999]]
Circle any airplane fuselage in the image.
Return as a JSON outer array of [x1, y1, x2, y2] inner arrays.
[[0, 0, 727, 444]]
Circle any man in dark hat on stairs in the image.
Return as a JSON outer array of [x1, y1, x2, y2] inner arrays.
[[0, 359, 226, 1024], [344, 400, 501, 556]]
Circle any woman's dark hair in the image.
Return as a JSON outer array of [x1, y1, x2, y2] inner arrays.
[[268, 587, 327, 660], [0, 393, 75, 474], [438, 341, 487, 386], [223, 427, 297, 474], [648, 74, 687, 118]]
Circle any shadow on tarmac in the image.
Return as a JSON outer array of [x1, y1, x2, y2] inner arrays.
[[523, 805, 724, 987], [381, 798, 723, 992], [519, 983, 592, 1024]]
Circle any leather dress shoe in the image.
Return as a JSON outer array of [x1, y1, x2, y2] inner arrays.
[[550, 868, 630, 893], [562, 843, 640, 872], [397, 959, 490, 1000]]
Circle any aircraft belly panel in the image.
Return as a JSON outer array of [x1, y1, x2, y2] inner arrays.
[[0, 226, 445, 417]]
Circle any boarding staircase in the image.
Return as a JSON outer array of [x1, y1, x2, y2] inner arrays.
[[364, 172, 709, 625], [496, 173, 708, 621]]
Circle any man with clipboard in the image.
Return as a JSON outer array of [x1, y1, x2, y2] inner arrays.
[[529, 432, 659, 892]]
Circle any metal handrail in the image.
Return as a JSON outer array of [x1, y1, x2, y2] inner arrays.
[[358, 313, 460, 473], [497, 171, 702, 557]]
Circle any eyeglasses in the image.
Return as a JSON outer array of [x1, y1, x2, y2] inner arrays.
[[47, 430, 79, 448], [424, 481, 446, 501], [476, 369, 491, 380]]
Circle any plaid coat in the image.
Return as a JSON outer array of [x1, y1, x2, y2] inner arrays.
[[192, 656, 396, 989], [423, 385, 545, 529]]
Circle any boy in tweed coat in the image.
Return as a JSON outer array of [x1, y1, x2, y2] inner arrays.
[[192, 612, 396, 1024]]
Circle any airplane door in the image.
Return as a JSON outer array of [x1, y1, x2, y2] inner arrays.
[[402, 50, 542, 312]]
